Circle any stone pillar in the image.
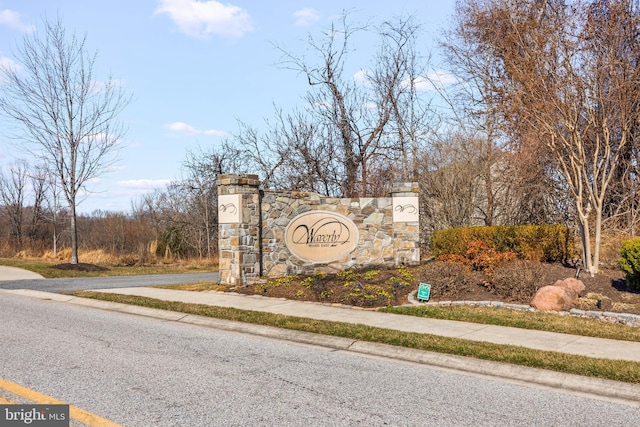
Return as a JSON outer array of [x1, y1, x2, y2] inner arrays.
[[390, 182, 420, 265], [217, 174, 261, 285]]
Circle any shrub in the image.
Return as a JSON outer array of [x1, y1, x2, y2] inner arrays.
[[490, 260, 546, 300], [463, 240, 517, 274], [436, 253, 468, 265], [422, 261, 475, 298], [437, 240, 516, 280], [619, 238, 640, 291], [430, 224, 574, 263]]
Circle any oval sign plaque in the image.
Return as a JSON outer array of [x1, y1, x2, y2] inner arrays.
[[285, 210, 360, 263]]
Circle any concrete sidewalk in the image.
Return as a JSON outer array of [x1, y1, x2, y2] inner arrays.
[[0, 266, 44, 281], [91, 286, 640, 363]]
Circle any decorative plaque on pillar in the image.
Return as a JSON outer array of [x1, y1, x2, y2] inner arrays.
[[218, 194, 242, 224], [392, 196, 419, 223]]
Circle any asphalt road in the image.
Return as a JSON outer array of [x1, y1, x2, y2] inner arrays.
[[1, 293, 638, 426], [0, 272, 220, 293]]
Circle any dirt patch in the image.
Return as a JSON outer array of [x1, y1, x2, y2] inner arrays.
[[51, 263, 109, 272], [229, 262, 640, 314]]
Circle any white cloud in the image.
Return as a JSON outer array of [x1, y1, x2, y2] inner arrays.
[[0, 56, 17, 85], [293, 8, 319, 27], [154, 0, 253, 39], [163, 121, 227, 137], [0, 55, 18, 70], [117, 179, 172, 189], [353, 69, 368, 85], [406, 71, 458, 91], [0, 9, 35, 33], [82, 177, 103, 188]]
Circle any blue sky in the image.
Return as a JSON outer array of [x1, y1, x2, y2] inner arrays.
[[0, 0, 456, 214]]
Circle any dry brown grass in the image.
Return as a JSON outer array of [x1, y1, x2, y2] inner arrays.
[[3, 248, 218, 279], [40, 249, 117, 264], [32, 248, 218, 269], [598, 232, 631, 267]]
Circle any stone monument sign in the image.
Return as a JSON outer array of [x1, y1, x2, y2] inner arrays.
[[218, 174, 420, 285]]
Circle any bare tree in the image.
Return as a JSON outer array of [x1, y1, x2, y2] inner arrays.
[[455, 0, 640, 274], [133, 145, 244, 259], [43, 171, 64, 256], [180, 147, 233, 258], [0, 17, 130, 264], [381, 16, 433, 182], [230, 109, 343, 196], [274, 12, 429, 197], [0, 160, 50, 253], [26, 163, 48, 247], [442, 18, 509, 227], [415, 134, 481, 230], [441, 2, 569, 228], [0, 161, 28, 249]]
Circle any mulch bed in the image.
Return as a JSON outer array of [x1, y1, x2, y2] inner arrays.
[[51, 263, 109, 272], [231, 262, 640, 314]]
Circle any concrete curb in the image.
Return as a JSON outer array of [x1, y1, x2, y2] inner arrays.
[[3, 288, 640, 407]]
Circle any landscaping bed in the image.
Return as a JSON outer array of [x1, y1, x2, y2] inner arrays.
[[227, 261, 640, 314]]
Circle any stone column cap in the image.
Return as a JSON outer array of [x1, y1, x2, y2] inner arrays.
[[390, 182, 419, 194], [217, 174, 261, 187]]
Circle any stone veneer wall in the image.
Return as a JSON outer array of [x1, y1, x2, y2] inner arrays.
[[218, 174, 419, 285]]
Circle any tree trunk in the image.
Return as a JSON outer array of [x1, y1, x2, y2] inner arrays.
[[483, 163, 495, 226], [344, 157, 358, 197], [592, 204, 603, 276], [578, 209, 593, 277], [361, 156, 368, 197], [70, 198, 79, 264], [52, 220, 58, 257]]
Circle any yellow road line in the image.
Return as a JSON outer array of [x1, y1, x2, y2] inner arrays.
[[0, 378, 123, 427]]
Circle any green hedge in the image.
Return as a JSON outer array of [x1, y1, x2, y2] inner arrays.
[[430, 225, 574, 263], [619, 238, 640, 291]]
